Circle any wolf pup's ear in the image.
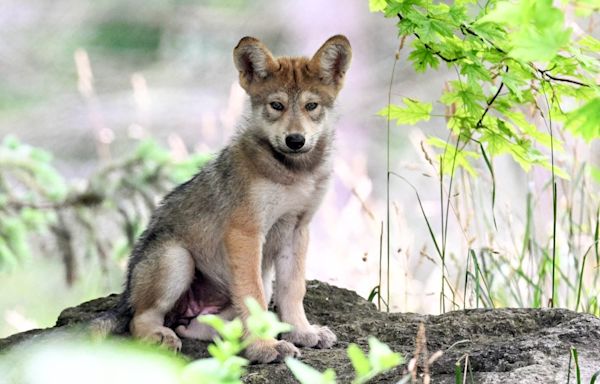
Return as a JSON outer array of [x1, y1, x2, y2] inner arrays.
[[309, 35, 352, 90], [233, 37, 277, 91]]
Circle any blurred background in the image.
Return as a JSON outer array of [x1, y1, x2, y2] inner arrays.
[[0, 0, 598, 338]]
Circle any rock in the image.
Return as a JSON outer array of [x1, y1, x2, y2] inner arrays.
[[1, 280, 599, 383]]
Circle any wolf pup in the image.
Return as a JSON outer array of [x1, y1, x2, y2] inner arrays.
[[93, 35, 351, 363]]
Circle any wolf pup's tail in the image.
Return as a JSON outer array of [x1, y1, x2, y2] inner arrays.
[[89, 298, 132, 337]]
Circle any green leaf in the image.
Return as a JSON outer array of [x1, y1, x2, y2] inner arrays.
[[478, 0, 529, 25], [448, 4, 468, 24], [502, 112, 564, 152], [428, 137, 480, 176], [440, 80, 486, 115], [578, 35, 600, 53], [285, 357, 336, 384], [182, 357, 247, 384], [369, 0, 387, 13], [501, 70, 527, 101], [509, 26, 570, 62], [135, 139, 171, 164], [467, 21, 507, 43], [347, 344, 370, 377], [367, 337, 403, 371], [244, 297, 292, 339], [590, 165, 600, 185], [460, 61, 492, 84], [408, 41, 440, 72], [478, 0, 571, 62], [565, 97, 600, 142], [378, 98, 432, 125], [199, 315, 226, 335]]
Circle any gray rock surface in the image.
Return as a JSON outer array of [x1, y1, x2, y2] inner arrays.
[[1, 280, 599, 383]]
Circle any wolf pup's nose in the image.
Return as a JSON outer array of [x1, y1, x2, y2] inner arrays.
[[285, 134, 305, 151]]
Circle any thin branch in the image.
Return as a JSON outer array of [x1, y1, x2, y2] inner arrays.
[[476, 66, 508, 128], [460, 24, 506, 54], [397, 13, 465, 63], [3, 192, 104, 211], [537, 71, 590, 87]]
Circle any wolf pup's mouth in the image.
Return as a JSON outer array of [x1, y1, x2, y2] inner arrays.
[[279, 147, 311, 155]]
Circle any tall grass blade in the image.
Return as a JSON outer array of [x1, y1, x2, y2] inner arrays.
[[389, 172, 443, 260], [378, 221, 384, 311], [479, 143, 497, 230], [551, 181, 558, 308], [570, 347, 581, 384], [385, 53, 400, 314], [594, 208, 599, 272], [368, 286, 380, 304], [576, 243, 596, 311]]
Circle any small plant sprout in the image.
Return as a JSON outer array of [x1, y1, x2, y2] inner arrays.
[[181, 297, 292, 384], [244, 297, 293, 340], [286, 336, 403, 384], [285, 358, 337, 384], [348, 337, 404, 384]]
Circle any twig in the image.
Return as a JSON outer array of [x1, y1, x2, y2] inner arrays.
[[538, 70, 590, 87], [397, 14, 465, 63], [476, 66, 508, 128]]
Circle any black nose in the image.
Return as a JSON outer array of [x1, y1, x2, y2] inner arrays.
[[285, 134, 305, 151]]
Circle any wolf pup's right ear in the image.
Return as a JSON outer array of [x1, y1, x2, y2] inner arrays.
[[309, 35, 352, 92], [233, 37, 278, 92]]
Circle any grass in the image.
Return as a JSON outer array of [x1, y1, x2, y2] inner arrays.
[[377, 110, 600, 316], [376, 60, 600, 316]]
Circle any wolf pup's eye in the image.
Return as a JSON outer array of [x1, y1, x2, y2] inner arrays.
[[305, 102, 318, 111], [270, 101, 284, 111]]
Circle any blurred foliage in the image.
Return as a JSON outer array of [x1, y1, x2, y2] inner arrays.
[[286, 336, 404, 384], [90, 20, 162, 57], [184, 298, 292, 384], [0, 299, 403, 384], [0, 135, 210, 284]]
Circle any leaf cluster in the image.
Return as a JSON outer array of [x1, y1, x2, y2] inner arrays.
[[373, 0, 599, 177]]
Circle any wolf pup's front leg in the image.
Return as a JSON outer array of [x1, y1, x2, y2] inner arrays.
[[276, 225, 337, 349], [224, 208, 300, 364]]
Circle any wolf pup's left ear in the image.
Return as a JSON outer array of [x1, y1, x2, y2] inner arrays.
[[309, 35, 352, 90], [233, 37, 278, 92]]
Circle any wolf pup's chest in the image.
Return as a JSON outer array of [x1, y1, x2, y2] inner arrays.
[[250, 177, 321, 231]]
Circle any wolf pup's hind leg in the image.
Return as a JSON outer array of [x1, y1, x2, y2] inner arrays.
[[128, 243, 195, 352]]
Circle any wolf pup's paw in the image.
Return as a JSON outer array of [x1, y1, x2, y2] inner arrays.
[[283, 325, 337, 349], [245, 339, 300, 364], [145, 326, 182, 352]]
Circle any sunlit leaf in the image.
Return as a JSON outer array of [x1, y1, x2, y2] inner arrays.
[[565, 97, 600, 142], [369, 0, 387, 13], [408, 41, 440, 72], [347, 344, 370, 376], [378, 98, 432, 125], [285, 357, 336, 384]]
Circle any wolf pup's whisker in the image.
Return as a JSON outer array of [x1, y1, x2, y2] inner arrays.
[[89, 35, 351, 364]]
